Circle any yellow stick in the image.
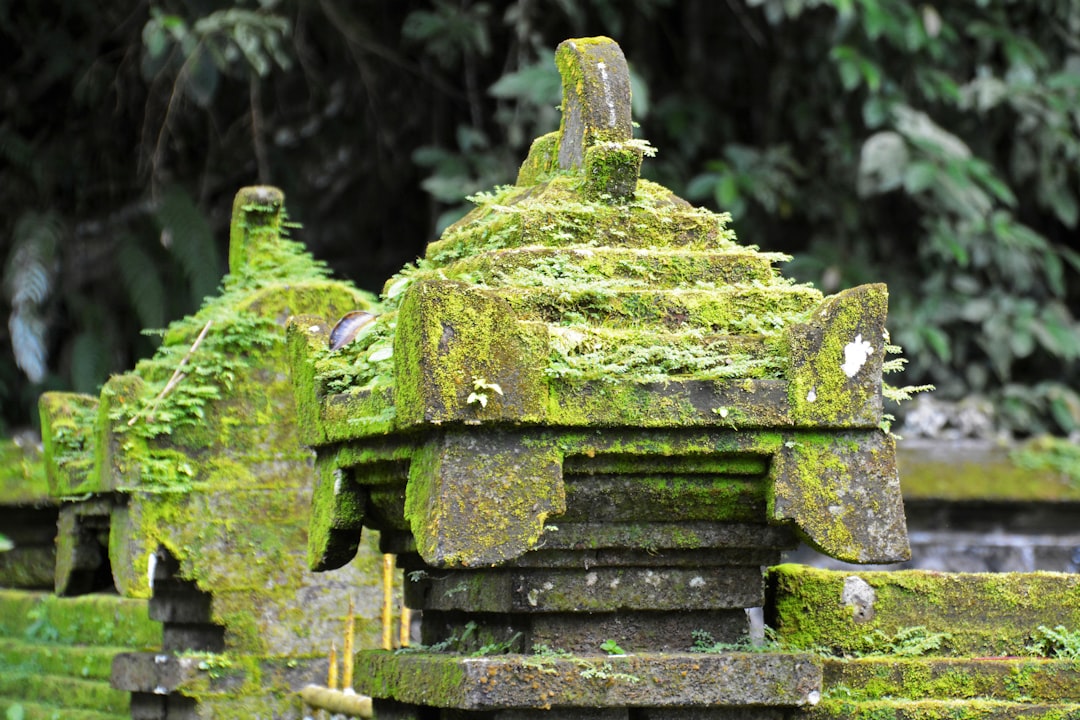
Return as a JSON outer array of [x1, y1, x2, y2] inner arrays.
[[343, 597, 355, 690], [381, 554, 394, 650], [328, 641, 338, 690], [399, 605, 412, 648], [299, 685, 373, 717]]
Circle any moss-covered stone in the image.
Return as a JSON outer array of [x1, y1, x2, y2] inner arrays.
[[36, 394, 100, 498], [287, 38, 904, 571], [0, 438, 49, 505], [404, 431, 563, 567], [822, 657, 1080, 703], [807, 698, 1080, 719], [553, 38, 634, 170], [769, 431, 909, 564], [393, 279, 548, 428], [0, 589, 161, 648], [30, 187, 392, 718], [898, 439, 1080, 502], [787, 283, 888, 428], [353, 650, 822, 710], [767, 564, 1080, 657]]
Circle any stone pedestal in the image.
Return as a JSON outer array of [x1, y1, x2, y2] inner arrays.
[[290, 36, 907, 719]]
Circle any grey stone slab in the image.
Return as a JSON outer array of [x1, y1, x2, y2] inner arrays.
[[533, 522, 798, 553], [423, 566, 765, 613], [526, 610, 748, 653], [112, 652, 203, 693], [354, 651, 822, 709], [512, 548, 785, 569]]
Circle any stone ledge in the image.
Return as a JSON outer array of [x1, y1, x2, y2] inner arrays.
[[353, 650, 822, 709], [768, 564, 1080, 657], [823, 656, 1080, 702], [807, 698, 1080, 719]]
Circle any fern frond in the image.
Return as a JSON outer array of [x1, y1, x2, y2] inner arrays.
[[156, 185, 221, 302], [117, 235, 166, 331]]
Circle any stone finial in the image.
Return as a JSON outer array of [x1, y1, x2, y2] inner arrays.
[[555, 37, 633, 168], [228, 185, 284, 275], [516, 37, 642, 197], [513, 37, 642, 202]]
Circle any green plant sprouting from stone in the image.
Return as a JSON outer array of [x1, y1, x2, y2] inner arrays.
[[857, 626, 952, 657], [1026, 625, 1080, 659], [880, 329, 935, 435], [599, 639, 626, 655], [690, 628, 783, 654], [466, 376, 503, 408]]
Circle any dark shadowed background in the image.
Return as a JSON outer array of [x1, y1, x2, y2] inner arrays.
[[2, 0, 1079, 436]]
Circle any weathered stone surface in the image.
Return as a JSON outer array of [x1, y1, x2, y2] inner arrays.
[[768, 564, 1080, 656], [393, 278, 549, 427], [404, 431, 563, 568], [533, 521, 797, 554], [354, 651, 822, 709], [112, 652, 206, 694], [0, 546, 54, 588], [805, 699, 1080, 719], [421, 566, 766, 614], [770, 431, 909, 564], [637, 711, 788, 720], [554, 37, 634, 170], [37, 392, 100, 496], [0, 436, 51, 503], [525, 610, 748, 654], [787, 284, 888, 428], [823, 657, 1080, 703], [898, 438, 1080, 502], [54, 498, 112, 595]]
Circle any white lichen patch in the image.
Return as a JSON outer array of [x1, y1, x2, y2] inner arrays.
[[689, 576, 706, 588], [841, 575, 876, 623], [841, 334, 874, 378]]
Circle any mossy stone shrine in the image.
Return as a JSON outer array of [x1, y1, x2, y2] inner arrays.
[[290, 37, 909, 716], [36, 188, 386, 718]]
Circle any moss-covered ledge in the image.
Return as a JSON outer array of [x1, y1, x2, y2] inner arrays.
[[898, 438, 1080, 503], [0, 437, 50, 505], [767, 564, 1080, 657]]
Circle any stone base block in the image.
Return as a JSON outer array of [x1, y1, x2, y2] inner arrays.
[[354, 650, 822, 710]]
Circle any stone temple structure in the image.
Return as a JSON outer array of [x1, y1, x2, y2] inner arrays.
[[34, 189, 388, 718], [289, 36, 910, 717], [3, 34, 1080, 720]]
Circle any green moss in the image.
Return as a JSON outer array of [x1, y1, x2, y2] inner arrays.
[[808, 698, 1080, 719], [0, 590, 161, 648], [768, 565, 1080, 657], [394, 279, 548, 428], [0, 438, 50, 504], [898, 441, 1080, 502], [787, 283, 888, 427], [769, 430, 907, 564], [403, 431, 564, 567]]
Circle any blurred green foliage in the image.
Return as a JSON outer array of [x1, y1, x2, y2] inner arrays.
[[1, 0, 1078, 436]]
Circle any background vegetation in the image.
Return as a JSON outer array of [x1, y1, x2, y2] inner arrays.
[[3, 0, 1079, 436]]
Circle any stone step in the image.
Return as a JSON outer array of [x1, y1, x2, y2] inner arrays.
[[824, 657, 1080, 703], [502, 284, 820, 333], [0, 636, 132, 681], [0, 672, 130, 715], [446, 246, 783, 288], [807, 698, 1080, 719], [356, 650, 822, 710], [0, 589, 160, 648], [0, 697, 127, 720], [767, 565, 1080, 657]]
